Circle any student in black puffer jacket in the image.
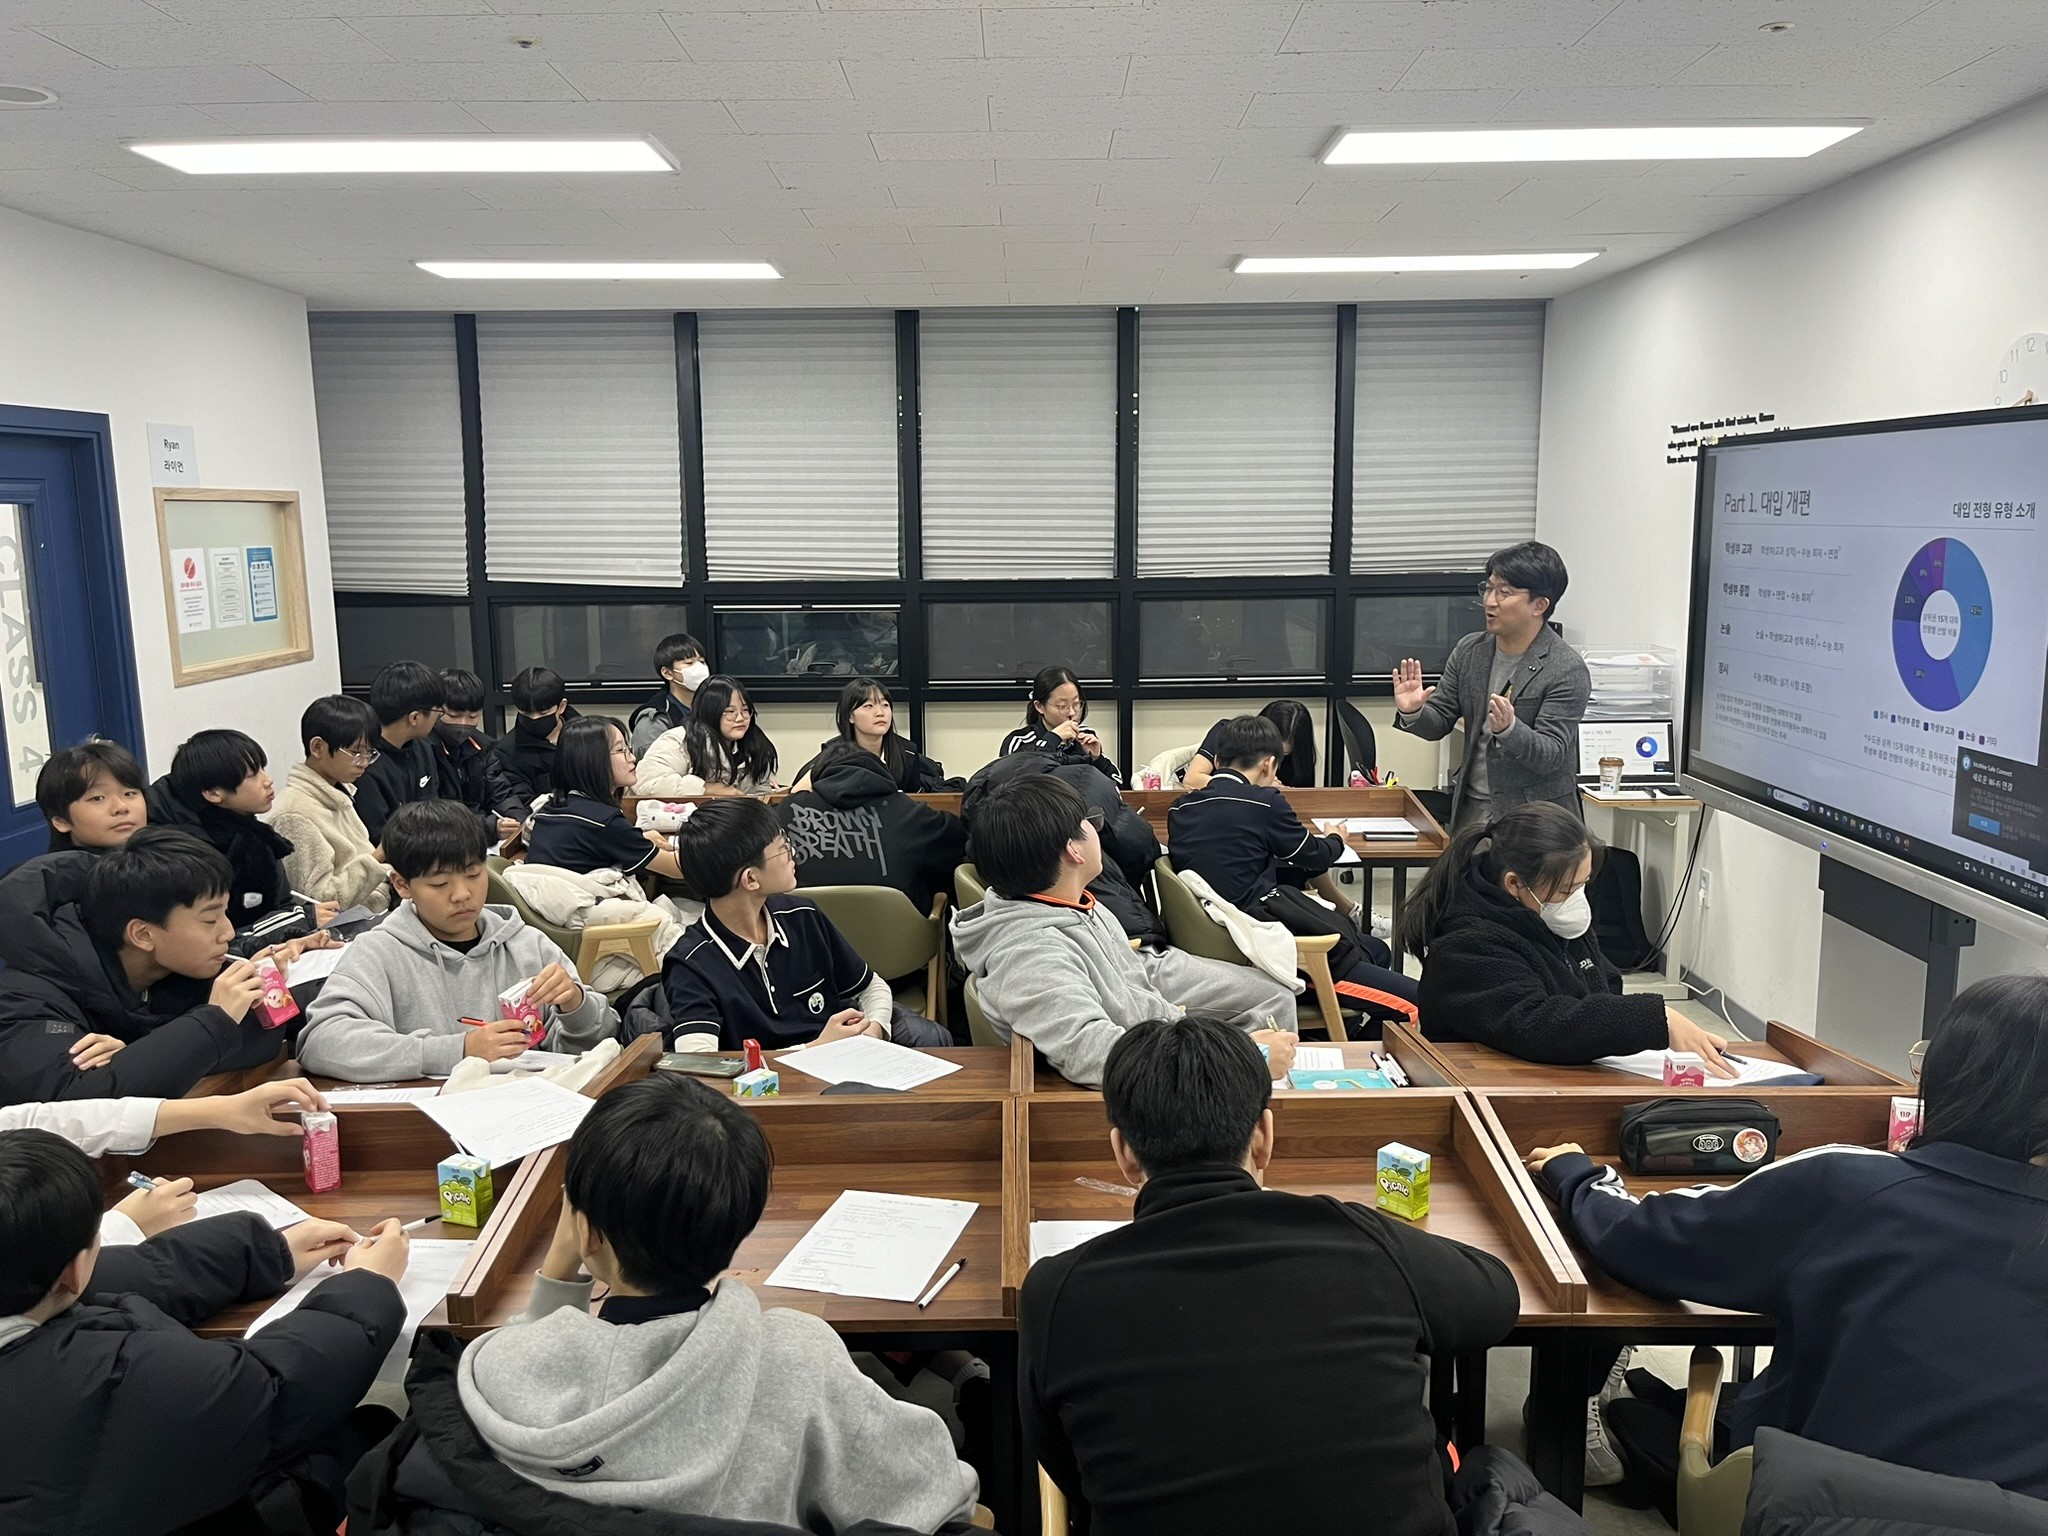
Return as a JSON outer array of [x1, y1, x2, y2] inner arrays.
[[1398, 803, 1734, 1069]]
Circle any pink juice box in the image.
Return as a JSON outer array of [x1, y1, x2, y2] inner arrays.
[[499, 978, 547, 1049], [1888, 1095, 1922, 1153], [1662, 1052, 1708, 1088], [301, 1111, 341, 1194], [253, 954, 299, 1030]]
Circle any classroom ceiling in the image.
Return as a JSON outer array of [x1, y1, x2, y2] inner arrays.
[[2, 0, 2046, 310]]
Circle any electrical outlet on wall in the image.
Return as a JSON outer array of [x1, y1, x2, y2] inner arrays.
[[1697, 869, 1713, 909]]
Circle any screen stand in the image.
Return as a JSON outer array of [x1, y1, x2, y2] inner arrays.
[[1817, 857, 1975, 1056]]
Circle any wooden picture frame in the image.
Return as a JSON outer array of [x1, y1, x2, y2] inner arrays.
[[153, 487, 314, 686]]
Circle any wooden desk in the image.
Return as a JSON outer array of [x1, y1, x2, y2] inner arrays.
[[757, 1045, 1016, 1099], [1391, 1018, 1910, 1091], [1022, 1034, 1457, 1096]]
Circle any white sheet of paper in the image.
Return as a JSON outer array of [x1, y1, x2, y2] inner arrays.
[[285, 947, 346, 986], [323, 1087, 443, 1105], [194, 1179, 310, 1230], [1320, 817, 1417, 836], [247, 1239, 472, 1384], [767, 1189, 976, 1303], [774, 1035, 963, 1091], [1292, 1045, 1346, 1071], [1029, 1220, 1128, 1266], [415, 1076, 592, 1165], [1594, 1049, 1815, 1086], [1334, 843, 1362, 865]]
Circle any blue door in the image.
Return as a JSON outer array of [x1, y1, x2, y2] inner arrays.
[[0, 409, 143, 872]]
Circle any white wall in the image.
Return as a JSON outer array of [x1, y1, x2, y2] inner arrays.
[[0, 205, 335, 780], [1537, 92, 2048, 1028]]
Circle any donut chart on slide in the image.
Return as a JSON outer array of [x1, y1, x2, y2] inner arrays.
[[1892, 538, 1993, 711]]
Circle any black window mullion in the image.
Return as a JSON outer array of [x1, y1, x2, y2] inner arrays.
[[452, 313, 500, 730], [675, 311, 713, 663], [1114, 306, 1140, 770], [896, 310, 926, 747], [1327, 303, 1358, 784]]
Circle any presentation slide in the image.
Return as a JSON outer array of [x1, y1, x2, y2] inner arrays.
[[1692, 415, 2048, 912]]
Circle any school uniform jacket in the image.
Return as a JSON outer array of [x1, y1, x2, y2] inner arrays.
[[1539, 1140, 2048, 1500], [525, 791, 659, 878], [998, 720, 1122, 784], [778, 750, 967, 916], [434, 723, 525, 826], [0, 1213, 404, 1536], [487, 712, 576, 813], [1416, 852, 1667, 1062], [1166, 768, 1342, 910], [1021, 1164, 1519, 1536], [660, 896, 879, 1051], [354, 734, 441, 847], [0, 853, 283, 1106]]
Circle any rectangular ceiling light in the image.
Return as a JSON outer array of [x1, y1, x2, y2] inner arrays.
[[1236, 253, 1600, 274], [130, 138, 674, 175], [417, 260, 780, 281], [1324, 125, 1861, 164]]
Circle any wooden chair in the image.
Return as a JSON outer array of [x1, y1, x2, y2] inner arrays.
[[485, 864, 662, 996], [1150, 858, 1346, 1041], [799, 885, 948, 1024], [954, 861, 986, 910], [1040, 1467, 1069, 1533], [1678, 1346, 1754, 1536], [961, 972, 1005, 1050]]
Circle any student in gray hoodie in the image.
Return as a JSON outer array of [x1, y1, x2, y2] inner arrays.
[[298, 802, 617, 1082], [403, 1071, 979, 1532], [950, 774, 1298, 1088]]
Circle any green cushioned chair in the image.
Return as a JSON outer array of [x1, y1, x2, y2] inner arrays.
[[799, 885, 947, 1025]]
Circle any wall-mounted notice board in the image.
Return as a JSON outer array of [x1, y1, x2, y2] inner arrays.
[[153, 488, 314, 686]]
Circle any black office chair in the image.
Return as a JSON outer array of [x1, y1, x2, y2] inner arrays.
[[1334, 697, 1379, 782]]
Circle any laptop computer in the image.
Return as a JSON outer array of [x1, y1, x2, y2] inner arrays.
[[1578, 718, 1680, 790]]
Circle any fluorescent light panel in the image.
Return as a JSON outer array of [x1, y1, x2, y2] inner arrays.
[[1236, 253, 1599, 274], [1324, 125, 1861, 164], [130, 138, 673, 175], [417, 260, 780, 281]]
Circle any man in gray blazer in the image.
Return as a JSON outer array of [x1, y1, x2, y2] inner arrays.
[[1390, 541, 1590, 832]]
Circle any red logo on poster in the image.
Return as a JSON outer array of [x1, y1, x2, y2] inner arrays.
[[182, 556, 197, 579]]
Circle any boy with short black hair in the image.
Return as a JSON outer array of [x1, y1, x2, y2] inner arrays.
[[298, 801, 617, 1081], [950, 774, 1298, 1087], [0, 1126, 410, 1534], [35, 739, 148, 853], [487, 666, 573, 811], [269, 695, 392, 915], [628, 631, 708, 757], [148, 729, 323, 943], [433, 667, 524, 843], [381, 1072, 977, 1530], [354, 660, 447, 847], [0, 827, 314, 1105], [663, 799, 952, 1050]]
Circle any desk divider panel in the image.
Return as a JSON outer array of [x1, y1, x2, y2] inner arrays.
[[1380, 1019, 1459, 1088]]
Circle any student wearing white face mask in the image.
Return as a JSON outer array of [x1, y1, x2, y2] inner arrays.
[[1397, 803, 1735, 1072], [629, 632, 712, 758]]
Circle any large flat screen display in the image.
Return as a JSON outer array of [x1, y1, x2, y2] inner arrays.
[[1686, 406, 2048, 920]]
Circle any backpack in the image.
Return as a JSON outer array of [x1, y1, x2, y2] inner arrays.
[[1587, 845, 1659, 973]]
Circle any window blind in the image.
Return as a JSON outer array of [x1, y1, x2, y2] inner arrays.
[[477, 313, 683, 587], [697, 311, 899, 580], [1353, 303, 1544, 573], [307, 314, 468, 595], [919, 308, 1116, 579], [1136, 305, 1336, 577]]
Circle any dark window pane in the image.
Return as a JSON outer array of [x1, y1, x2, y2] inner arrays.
[[336, 604, 473, 688], [496, 604, 693, 685], [1353, 592, 1487, 677], [927, 601, 1113, 683], [1140, 597, 1325, 681], [712, 608, 899, 680]]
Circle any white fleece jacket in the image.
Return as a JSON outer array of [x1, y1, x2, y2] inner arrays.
[[268, 762, 392, 913], [631, 725, 775, 799]]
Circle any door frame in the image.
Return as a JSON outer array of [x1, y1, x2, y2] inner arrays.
[[0, 403, 146, 771]]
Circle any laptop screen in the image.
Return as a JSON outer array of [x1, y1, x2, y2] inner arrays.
[[1579, 720, 1675, 781]]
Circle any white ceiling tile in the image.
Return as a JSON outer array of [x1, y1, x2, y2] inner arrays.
[[998, 155, 1213, 186], [153, 0, 492, 17], [1003, 241, 1087, 270], [1579, 0, 1930, 49], [982, 4, 1296, 59], [900, 206, 1009, 229], [550, 59, 850, 99], [343, 12, 684, 63], [1108, 125, 1326, 159], [1401, 44, 1716, 90], [190, 101, 492, 132], [1925, 46, 2048, 94], [32, 18, 392, 67], [989, 93, 1250, 132], [1672, 39, 2000, 89], [740, 132, 882, 161], [1124, 49, 1414, 95], [1242, 88, 1515, 128], [3, 0, 188, 20], [664, 9, 980, 60], [31, 64, 314, 105], [264, 60, 580, 100], [990, 188, 1101, 218], [455, 99, 740, 134], [873, 129, 1109, 160], [727, 94, 989, 134], [843, 56, 1128, 98]]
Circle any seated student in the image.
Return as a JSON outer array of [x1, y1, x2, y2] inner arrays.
[[792, 676, 953, 793], [1169, 715, 1417, 1029], [525, 716, 685, 881], [949, 775, 1298, 1087], [268, 694, 392, 915], [635, 675, 781, 799], [148, 729, 328, 940], [0, 828, 326, 1105], [1400, 802, 1734, 1071], [662, 799, 952, 1050], [1530, 972, 2048, 1505], [434, 666, 524, 845], [0, 1128, 410, 1535], [999, 665, 1121, 784], [387, 1072, 978, 1531], [779, 739, 967, 916], [1021, 1016, 1523, 1536], [627, 630, 709, 757], [37, 738, 148, 853], [298, 801, 619, 1082], [353, 659, 446, 848], [487, 665, 575, 815]]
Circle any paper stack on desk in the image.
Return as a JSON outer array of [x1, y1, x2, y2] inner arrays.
[[776, 1035, 963, 1091], [1594, 1050, 1818, 1087], [416, 1076, 593, 1165], [248, 1239, 473, 1384], [767, 1190, 975, 1302], [194, 1179, 310, 1229]]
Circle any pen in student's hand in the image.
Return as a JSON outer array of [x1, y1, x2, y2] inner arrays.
[[126, 1172, 159, 1193], [916, 1258, 967, 1310], [398, 1215, 439, 1234]]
